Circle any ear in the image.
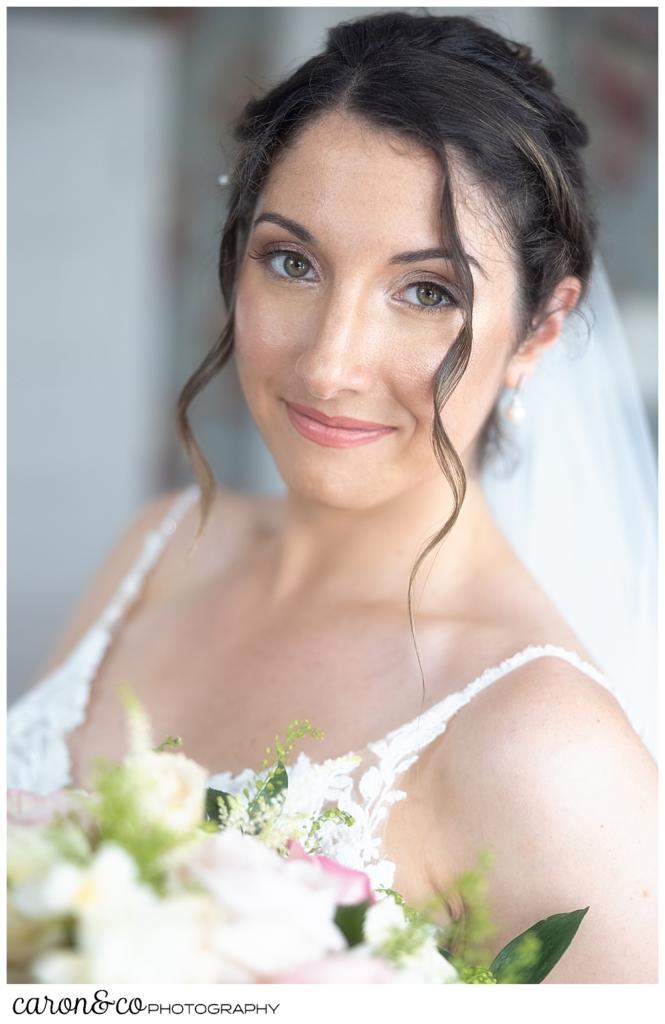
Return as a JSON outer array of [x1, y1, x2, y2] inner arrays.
[[504, 276, 582, 389]]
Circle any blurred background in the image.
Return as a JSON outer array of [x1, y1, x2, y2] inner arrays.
[[8, 6, 657, 702]]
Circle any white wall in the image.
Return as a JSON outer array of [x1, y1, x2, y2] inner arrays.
[[8, 14, 178, 700]]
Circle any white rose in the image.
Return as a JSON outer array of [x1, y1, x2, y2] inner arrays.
[[363, 896, 408, 948], [79, 892, 226, 983], [12, 841, 147, 920], [396, 938, 461, 984], [172, 829, 345, 977], [34, 891, 229, 984], [123, 750, 209, 836]]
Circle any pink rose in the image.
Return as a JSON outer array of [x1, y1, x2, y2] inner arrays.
[[268, 947, 398, 983], [7, 788, 82, 826], [286, 839, 375, 906]]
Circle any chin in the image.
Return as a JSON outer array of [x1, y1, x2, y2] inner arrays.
[[247, 396, 401, 510], [274, 457, 404, 512]]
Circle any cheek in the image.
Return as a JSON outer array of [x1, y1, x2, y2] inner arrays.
[[390, 328, 468, 441], [441, 320, 511, 449], [234, 276, 273, 363], [233, 274, 301, 392]]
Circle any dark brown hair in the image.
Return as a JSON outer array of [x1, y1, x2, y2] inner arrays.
[[176, 11, 597, 694]]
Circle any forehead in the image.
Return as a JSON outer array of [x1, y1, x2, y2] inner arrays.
[[256, 109, 510, 277]]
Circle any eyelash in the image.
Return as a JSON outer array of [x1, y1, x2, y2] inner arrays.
[[247, 244, 458, 315]]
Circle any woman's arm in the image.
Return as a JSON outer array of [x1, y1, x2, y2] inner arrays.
[[426, 659, 658, 983]]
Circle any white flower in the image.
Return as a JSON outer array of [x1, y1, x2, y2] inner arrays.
[[123, 750, 209, 836], [365, 857, 398, 892], [169, 828, 346, 978], [397, 938, 461, 984], [363, 896, 460, 984], [363, 896, 408, 947], [33, 891, 229, 984], [7, 825, 59, 886], [32, 950, 88, 984], [18, 840, 234, 984], [11, 841, 147, 920]]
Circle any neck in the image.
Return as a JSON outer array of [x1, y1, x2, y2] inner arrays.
[[257, 470, 504, 615]]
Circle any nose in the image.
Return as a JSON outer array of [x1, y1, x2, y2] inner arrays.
[[294, 286, 377, 400]]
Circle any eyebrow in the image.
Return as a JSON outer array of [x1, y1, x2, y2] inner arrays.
[[252, 211, 487, 279]]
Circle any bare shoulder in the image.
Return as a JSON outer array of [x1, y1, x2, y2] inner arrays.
[[435, 655, 655, 827], [138, 483, 266, 600], [448, 655, 644, 758], [427, 658, 657, 982], [30, 483, 261, 684]]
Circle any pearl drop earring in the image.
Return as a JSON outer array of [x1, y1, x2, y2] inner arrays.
[[505, 373, 527, 424]]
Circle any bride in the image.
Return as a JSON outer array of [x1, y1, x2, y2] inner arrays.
[[8, 12, 656, 983]]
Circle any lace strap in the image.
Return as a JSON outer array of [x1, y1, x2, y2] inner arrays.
[[96, 484, 200, 632], [347, 645, 629, 882], [368, 644, 627, 764]]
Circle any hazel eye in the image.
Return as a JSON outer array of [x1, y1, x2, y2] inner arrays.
[[403, 281, 454, 310], [278, 250, 313, 276], [253, 247, 315, 280]]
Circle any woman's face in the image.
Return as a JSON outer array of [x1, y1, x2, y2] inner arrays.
[[233, 109, 521, 510]]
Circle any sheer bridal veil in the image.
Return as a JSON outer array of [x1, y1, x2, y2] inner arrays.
[[481, 257, 657, 759]]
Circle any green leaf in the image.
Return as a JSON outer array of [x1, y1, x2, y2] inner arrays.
[[334, 901, 371, 947], [204, 786, 233, 824], [437, 945, 456, 964], [490, 907, 589, 983]]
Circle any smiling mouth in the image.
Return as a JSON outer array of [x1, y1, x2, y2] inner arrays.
[[283, 400, 397, 449], [285, 400, 393, 431]]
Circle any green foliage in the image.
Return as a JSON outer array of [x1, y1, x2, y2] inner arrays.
[[305, 807, 356, 853], [203, 718, 352, 849], [378, 853, 588, 985], [247, 763, 289, 821], [371, 900, 434, 965], [204, 787, 234, 825], [154, 736, 183, 753], [117, 684, 153, 754], [456, 964, 498, 984], [261, 719, 324, 770], [334, 901, 371, 947], [86, 756, 184, 893], [490, 907, 590, 983], [42, 819, 93, 867], [374, 886, 427, 927], [436, 848, 496, 967]]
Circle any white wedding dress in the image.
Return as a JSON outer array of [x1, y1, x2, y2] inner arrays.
[[7, 484, 629, 891]]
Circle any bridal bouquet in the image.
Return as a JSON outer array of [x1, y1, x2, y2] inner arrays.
[[7, 688, 586, 984]]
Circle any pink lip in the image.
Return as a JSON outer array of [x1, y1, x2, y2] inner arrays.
[[285, 401, 393, 431], [284, 401, 396, 449]]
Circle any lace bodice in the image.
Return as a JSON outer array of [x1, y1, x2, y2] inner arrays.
[[7, 485, 628, 890]]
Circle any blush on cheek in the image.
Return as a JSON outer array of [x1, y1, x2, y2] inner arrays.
[[234, 278, 297, 360], [233, 283, 265, 356], [439, 348, 505, 454]]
